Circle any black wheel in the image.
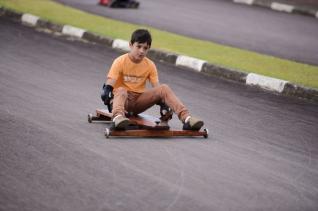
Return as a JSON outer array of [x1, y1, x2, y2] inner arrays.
[[203, 128, 208, 138], [133, 2, 139, 8], [104, 128, 110, 138], [88, 113, 93, 123]]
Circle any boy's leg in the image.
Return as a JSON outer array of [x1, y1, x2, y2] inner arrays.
[[131, 84, 190, 122], [112, 87, 128, 117], [112, 87, 130, 129]]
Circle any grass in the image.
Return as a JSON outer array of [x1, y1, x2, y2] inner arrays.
[[1, 0, 318, 89]]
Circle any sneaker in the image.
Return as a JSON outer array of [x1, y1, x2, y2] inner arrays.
[[113, 115, 130, 130], [182, 116, 204, 131]]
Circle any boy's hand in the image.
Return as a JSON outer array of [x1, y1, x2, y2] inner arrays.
[[101, 84, 114, 107]]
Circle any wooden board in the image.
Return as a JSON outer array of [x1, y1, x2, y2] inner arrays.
[[94, 109, 169, 130], [89, 109, 208, 138], [105, 128, 208, 138], [96, 109, 112, 119], [88, 109, 112, 123], [128, 114, 169, 130]]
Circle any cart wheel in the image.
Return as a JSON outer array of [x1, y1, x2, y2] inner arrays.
[[203, 128, 209, 139], [88, 113, 93, 123], [104, 128, 110, 138]]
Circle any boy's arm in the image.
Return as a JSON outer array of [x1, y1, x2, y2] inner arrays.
[[106, 56, 122, 87], [106, 78, 116, 87], [149, 61, 159, 88], [101, 78, 116, 112]]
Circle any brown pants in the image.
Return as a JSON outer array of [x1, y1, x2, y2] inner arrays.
[[112, 84, 190, 122]]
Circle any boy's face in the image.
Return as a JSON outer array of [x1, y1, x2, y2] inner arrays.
[[129, 42, 150, 62]]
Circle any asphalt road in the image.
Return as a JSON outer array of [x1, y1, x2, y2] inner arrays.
[[54, 0, 318, 66], [1, 18, 318, 211]]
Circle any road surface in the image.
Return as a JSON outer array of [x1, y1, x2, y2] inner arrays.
[[1, 18, 318, 211]]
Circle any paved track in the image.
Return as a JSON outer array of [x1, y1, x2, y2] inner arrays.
[[1, 19, 318, 211], [55, 0, 318, 65]]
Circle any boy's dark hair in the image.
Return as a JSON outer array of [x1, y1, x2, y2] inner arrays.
[[130, 29, 152, 47]]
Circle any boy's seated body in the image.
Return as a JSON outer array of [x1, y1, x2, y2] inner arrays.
[[101, 29, 204, 130]]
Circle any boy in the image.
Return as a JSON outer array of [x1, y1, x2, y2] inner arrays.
[[101, 29, 204, 130]]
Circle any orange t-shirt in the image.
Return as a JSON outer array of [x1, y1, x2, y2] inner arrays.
[[107, 53, 159, 93]]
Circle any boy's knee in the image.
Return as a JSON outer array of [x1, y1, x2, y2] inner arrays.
[[159, 84, 171, 92], [157, 84, 173, 99], [115, 87, 128, 97]]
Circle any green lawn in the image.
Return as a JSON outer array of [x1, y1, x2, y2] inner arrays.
[[1, 0, 317, 88]]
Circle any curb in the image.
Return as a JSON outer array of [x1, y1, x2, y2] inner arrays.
[[233, 0, 318, 18], [1, 7, 317, 103]]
